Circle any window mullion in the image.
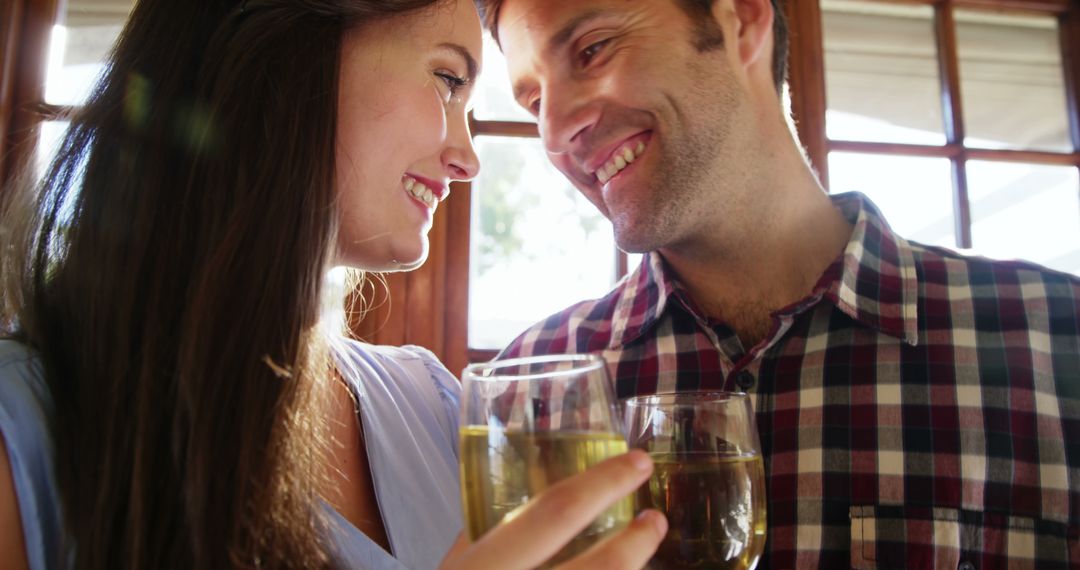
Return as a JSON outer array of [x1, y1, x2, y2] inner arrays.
[[936, 2, 973, 248], [1061, 6, 1080, 152], [1, 0, 61, 190], [788, 0, 830, 187], [472, 120, 539, 138]]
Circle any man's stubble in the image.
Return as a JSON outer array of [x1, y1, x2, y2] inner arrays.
[[610, 56, 748, 257]]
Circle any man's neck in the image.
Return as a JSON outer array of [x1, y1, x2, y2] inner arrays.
[[658, 175, 853, 350]]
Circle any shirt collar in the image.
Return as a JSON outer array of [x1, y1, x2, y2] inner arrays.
[[827, 192, 920, 345], [606, 191, 920, 349], [608, 251, 679, 348]]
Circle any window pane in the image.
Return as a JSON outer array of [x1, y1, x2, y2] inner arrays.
[[968, 161, 1080, 275], [36, 121, 70, 179], [626, 252, 645, 275], [822, 1, 945, 145], [469, 137, 616, 349], [45, 0, 134, 105], [828, 152, 956, 247], [956, 11, 1071, 152], [472, 33, 536, 122]]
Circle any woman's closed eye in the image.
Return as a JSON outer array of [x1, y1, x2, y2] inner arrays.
[[435, 71, 468, 102]]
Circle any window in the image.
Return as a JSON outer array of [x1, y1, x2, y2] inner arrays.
[[468, 135, 618, 349], [464, 37, 638, 360], [45, 3, 126, 107], [819, 0, 1079, 274], [14, 0, 135, 179]]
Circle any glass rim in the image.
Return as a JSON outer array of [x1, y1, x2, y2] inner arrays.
[[463, 353, 605, 382], [623, 391, 748, 408]]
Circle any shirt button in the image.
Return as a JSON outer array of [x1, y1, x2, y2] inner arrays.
[[735, 370, 755, 391], [958, 562, 975, 570]]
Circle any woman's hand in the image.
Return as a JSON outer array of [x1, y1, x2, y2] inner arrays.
[[439, 449, 666, 570]]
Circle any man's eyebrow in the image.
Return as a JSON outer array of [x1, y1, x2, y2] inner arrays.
[[511, 10, 608, 104], [438, 42, 479, 83], [549, 9, 607, 52]]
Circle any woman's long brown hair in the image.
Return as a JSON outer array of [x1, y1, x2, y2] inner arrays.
[[1, 0, 439, 567]]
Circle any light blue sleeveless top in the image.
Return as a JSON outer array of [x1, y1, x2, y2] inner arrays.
[[0, 338, 463, 569]]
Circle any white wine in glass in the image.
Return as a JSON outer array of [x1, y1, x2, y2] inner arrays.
[[625, 392, 767, 570], [460, 354, 631, 567]]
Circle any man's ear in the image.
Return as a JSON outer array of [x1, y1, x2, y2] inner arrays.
[[713, 0, 774, 72]]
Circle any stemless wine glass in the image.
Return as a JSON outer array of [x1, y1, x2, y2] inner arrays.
[[625, 392, 767, 570], [460, 354, 631, 566]]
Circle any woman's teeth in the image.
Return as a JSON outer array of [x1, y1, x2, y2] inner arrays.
[[404, 176, 437, 208], [596, 141, 647, 184]]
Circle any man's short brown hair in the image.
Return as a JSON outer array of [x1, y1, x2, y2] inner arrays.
[[475, 0, 789, 95]]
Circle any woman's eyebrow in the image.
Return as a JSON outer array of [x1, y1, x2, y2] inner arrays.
[[437, 42, 479, 82]]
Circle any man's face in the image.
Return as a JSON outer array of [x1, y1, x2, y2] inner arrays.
[[498, 0, 748, 253]]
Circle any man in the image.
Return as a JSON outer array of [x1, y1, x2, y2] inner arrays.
[[479, 0, 1080, 568]]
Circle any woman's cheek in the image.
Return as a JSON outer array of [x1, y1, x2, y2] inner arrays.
[[404, 83, 450, 152]]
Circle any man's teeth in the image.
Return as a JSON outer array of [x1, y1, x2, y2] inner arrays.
[[596, 141, 647, 184], [403, 176, 438, 208]]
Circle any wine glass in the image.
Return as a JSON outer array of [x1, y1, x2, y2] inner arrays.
[[459, 354, 631, 567], [625, 391, 766, 570]]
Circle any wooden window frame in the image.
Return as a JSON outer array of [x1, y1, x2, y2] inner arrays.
[[788, 0, 1080, 248]]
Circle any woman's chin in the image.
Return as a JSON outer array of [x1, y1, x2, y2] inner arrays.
[[384, 255, 426, 272], [335, 244, 428, 273]]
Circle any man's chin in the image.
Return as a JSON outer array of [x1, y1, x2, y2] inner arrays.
[[613, 223, 661, 255]]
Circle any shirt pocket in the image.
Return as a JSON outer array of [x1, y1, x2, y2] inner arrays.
[[849, 504, 1080, 570]]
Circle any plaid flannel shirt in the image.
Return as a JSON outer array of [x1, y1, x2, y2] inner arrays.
[[500, 192, 1080, 569]]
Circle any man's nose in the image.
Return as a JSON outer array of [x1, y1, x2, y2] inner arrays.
[[539, 80, 601, 158]]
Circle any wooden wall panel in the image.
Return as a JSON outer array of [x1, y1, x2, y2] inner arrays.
[[404, 198, 448, 354], [1, 0, 26, 185], [442, 180, 472, 378]]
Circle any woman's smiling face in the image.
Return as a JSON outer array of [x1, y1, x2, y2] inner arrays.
[[335, 0, 482, 271]]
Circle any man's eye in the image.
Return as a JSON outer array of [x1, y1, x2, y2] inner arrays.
[[579, 39, 610, 66]]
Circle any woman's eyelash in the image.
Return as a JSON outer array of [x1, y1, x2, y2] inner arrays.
[[435, 72, 469, 96]]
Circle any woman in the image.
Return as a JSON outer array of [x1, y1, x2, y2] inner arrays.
[[0, 0, 666, 568]]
